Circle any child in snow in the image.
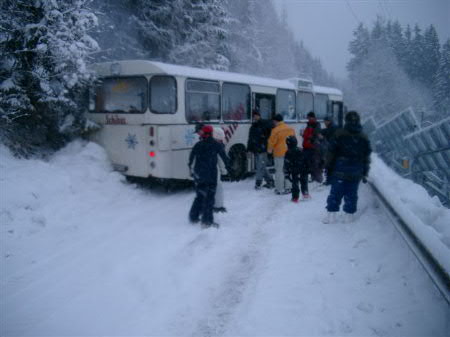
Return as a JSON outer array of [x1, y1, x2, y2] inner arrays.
[[284, 136, 309, 202]]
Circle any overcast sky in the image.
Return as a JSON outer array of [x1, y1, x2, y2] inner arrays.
[[273, 0, 450, 79]]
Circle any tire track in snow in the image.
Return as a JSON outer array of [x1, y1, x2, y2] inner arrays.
[[185, 188, 289, 337]]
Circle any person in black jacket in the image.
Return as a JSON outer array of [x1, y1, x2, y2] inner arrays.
[[321, 116, 338, 185], [323, 111, 372, 223], [321, 116, 337, 142], [284, 136, 309, 202], [247, 111, 274, 189], [188, 125, 230, 228]]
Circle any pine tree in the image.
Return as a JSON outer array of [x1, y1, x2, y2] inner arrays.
[[388, 20, 407, 67], [433, 39, 450, 116], [409, 24, 426, 82], [422, 25, 441, 88], [168, 0, 231, 71], [225, 0, 263, 74], [401, 24, 415, 78], [0, 0, 99, 155], [90, 0, 142, 61], [347, 23, 371, 73]]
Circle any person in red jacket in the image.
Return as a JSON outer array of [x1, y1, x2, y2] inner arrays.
[[302, 111, 324, 185]]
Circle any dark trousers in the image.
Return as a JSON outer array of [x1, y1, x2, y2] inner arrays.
[[326, 178, 360, 214], [291, 173, 308, 199], [189, 182, 217, 224], [304, 148, 323, 183]]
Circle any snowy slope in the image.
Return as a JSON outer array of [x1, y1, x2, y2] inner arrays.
[[1, 141, 449, 336]]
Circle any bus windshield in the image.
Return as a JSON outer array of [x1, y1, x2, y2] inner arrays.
[[93, 77, 148, 114]]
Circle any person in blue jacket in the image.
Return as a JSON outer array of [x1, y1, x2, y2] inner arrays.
[[188, 125, 230, 228], [323, 111, 372, 223]]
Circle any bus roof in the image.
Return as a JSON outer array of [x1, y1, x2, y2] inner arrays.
[[313, 85, 343, 101], [94, 60, 299, 90], [93, 60, 343, 97]]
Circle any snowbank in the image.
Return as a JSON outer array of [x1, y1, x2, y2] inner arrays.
[[370, 155, 450, 274]]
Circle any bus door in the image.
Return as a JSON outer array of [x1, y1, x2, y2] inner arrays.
[[253, 93, 276, 120], [331, 101, 344, 127]]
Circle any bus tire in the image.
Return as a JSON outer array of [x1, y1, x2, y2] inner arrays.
[[229, 145, 247, 181]]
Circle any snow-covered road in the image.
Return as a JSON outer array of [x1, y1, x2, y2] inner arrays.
[[1, 142, 449, 336]]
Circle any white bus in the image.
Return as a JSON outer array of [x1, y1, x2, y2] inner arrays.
[[87, 60, 344, 181]]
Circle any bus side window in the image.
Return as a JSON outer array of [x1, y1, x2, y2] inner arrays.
[[185, 79, 220, 123], [150, 75, 177, 114], [314, 93, 328, 119], [222, 83, 250, 122], [277, 89, 296, 122], [297, 91, 313, 119]]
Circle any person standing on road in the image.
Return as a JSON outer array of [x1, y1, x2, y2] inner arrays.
[[321, 116, 338, 185], [267, 114, 295, 195], [188, 125, 230, 228], [247, 111, 274, 190], [302, 111, 324, 184], [284, 135, 309, 202], [323, 111, 372, 223]]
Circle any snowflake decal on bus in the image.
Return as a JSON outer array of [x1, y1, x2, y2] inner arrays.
[[125, 133, 138, 149], [185, 129, 196, 146]]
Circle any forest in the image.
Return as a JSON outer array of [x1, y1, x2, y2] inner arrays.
[[1, 0, 449, 155], [345, 17, 450, 124]]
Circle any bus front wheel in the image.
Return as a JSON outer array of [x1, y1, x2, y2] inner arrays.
[[228, 145, 247, 181]]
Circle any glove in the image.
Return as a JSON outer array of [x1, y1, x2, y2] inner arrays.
[[362, 177, 367, 184]]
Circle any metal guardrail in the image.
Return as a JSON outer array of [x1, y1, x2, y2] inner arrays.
[[370, 182, 450, 304]]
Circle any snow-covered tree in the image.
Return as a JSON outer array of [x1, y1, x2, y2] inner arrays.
[[0, 0, 98, 155], [167, 0, 231, 70], [433, 39, 450, 116], [91, 0, 144, 61], [225, 0, 263, 74], [347, 23, 370, 73], [422, 25, 441, 88], [388, 21, 407, 67]]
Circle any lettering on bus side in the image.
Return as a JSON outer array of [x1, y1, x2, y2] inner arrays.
[[105, 115, 127, 125], [223, 123, 239, 143]]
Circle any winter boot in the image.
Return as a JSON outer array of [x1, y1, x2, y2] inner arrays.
[[322, 212, 337, 224], [291, 197, 299, 203], [255, 180, 262, 190]]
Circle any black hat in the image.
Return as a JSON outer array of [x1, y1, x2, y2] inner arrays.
[[345, 111, 360, 124], [273, 114, 283, 122], [307, 111, 316, 118]]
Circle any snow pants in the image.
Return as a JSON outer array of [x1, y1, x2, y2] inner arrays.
[[304, 148, 323, 183], [255, 152, 273, 186], [291, 173, 309, 199], [189, 182, 216, 224], [326, 178, 360, 214]]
